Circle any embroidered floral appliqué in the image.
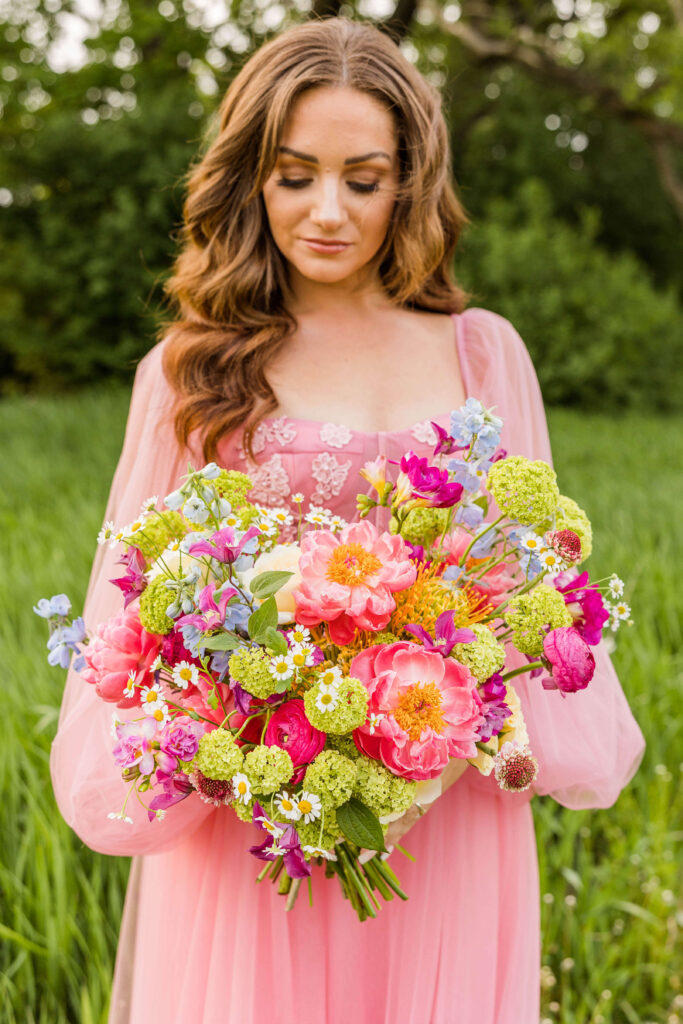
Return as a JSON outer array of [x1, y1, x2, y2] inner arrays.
[[238, 417, 297, 459], [310, 452, 352, 505], [319, 422, 353, 449], [245, 453, 291, 506], [411, 420, 438, 445]]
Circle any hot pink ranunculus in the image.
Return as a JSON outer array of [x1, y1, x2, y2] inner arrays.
[[351, 641, 484, 780], [293, 521, 417, 645], [542, 626, 595, 693], [264, 699, 326, 783], [81, 605, 162, 707], [439, 529, 518, 609]]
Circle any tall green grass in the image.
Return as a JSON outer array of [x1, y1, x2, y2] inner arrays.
[[0, 391, 680, 1023]]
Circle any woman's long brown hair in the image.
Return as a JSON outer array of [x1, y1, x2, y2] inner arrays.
[[160, 16, 471, 461]]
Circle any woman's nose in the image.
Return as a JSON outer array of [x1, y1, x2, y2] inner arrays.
[[309, 176, 348, 228]]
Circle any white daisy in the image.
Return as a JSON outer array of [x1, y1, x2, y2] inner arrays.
[[122, 512, 149, 538], [316, 666, 343, 689], [109, 526, 127, 549], [269, 657, 294, 682], [123, 669, 137, 698], [539, 550, 565, 573], [304, 510, 329, 526], [97, 520, 116, 546], [140, 495, 159, 513], [294, 791, 322, 824], [107, 811, 134, 824], [291, 493, 305, 504], [269, 507, 293, 527], [328, 515, 347, 533], [172, 661, 199, 689], [140, 683, 165, 714], [367, 712, 385, 735], [612, 601, 631, 621], [315, 690, 338, 714], [231, 773, 252, 804], [150, 654, 163, 672], [519, 531, 545, 553], [302, 844, 338, 861], [608, 575, 625, 598], [287, 625, 312, 645], [254, 815, 285, 840], [287, 644, 315, 670], [148, 703, 170, 726], [274, 790, 301, 820]]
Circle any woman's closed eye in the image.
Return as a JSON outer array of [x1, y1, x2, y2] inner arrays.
[[276, 177, 380, 193]]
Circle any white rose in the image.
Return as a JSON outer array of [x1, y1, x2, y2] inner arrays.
[[239, 543, 303, 624]]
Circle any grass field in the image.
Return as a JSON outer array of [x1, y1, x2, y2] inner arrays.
[[0, 388, 681, 1024]]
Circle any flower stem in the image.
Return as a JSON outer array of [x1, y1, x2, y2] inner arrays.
[[501, 662, 544, 681]]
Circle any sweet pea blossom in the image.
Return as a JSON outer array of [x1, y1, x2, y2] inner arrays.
[[249, 801, 311, 878], [188, 525, 260, 564], [110, 546, 147, 608], [405, 610, 476, 657]]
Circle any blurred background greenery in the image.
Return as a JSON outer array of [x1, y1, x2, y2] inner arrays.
[[1, 2, 682, 1023]]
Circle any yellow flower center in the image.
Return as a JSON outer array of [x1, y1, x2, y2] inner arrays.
[[179, 667, 192, 681], [152, 708, 165, 721], [298, 799, 313, 814], [393, 682, 446, 741], [292, 652, 306, 667], [320, 671, 336, 686], [144, 691, 157, 703], [237, 781, 247, 795], [326, 543, 382, 587], [281, 798, 293, 811], [319, 693, 335, 707]]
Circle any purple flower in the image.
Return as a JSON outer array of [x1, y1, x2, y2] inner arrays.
[[176, 582, 239, 634], [112, 718, 159, 776], [405, 610, 476, 657], [249, 802, 311, 879], [147, 771, 194, 821], [187, 525, 261, 565], [46, 617, 87, 670], [553, 570, 609, 646], [476, 673, 512, 742], [404, 541, 426, 564], [159, 717, 203, 761], [431, 421, 469, 457], [33, 594, 71, 618], [110, 547, 147, 608], [399, 451, 464, 508]]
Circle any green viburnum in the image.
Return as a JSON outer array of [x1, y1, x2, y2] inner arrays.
[[504, 584, 573, 657], [368, 631, 400, 647], [352, 755, 417, 819], [243, 745, 293, 795], [212, 470, 253, 509], [232, 794, 258, 823], [451, 623, 506, 683], [304, 750, 357, 809], [303, 675, 369, 734], [325, 735, 362, 760], [135, 510, 186, 561], [229, 647, 280, 700], [192, 729, 244, 781], [488, 456, 559, 526], [138, 577, 174, 635], [390, 507, 450, 548], [297, 807, 344, 854]]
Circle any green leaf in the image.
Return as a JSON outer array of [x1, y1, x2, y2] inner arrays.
[[248, 570, 294, 599], [202, 633, 242, 652], [336, 797, 387, 853], [247, 596, 278, 642], [264, 626, 288, 657]]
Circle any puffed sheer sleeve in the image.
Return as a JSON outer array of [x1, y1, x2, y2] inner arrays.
[[50, 340, 216, 856], [462, 308, 646, 809]]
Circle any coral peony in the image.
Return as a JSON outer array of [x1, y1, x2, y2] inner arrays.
[[293, 521, 417, 645], [81, 605, 161, 707], [351, 641, 483, 780], [542, 626, 595, 694]]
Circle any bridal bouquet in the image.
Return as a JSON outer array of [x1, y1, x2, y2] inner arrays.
[[37, 398, 631, 920]]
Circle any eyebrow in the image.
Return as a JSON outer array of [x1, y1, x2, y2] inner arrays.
[[278, 146, 392, 166]]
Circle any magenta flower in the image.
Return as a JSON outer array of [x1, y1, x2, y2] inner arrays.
[[293, 520, 417, 645], [431, 422, 469, 457], [81, 605, 162, 707], [264, 699, 326, 782], [176, 582, 238, 633], [249, 802, 311, 879], [477, 673, 512, 742], [161, 628, 198, 667], [542, 626, 595, 694], [553, 570, 609, 646], [405, 609, 476, 657], [187, 525, 260, 564], [147, 771, 194, 821], [399, 451, 464, 508], [110, 546, 147, 608], [159, 716, 204, 762]]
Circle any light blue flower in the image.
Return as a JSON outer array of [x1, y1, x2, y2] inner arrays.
[[46, 617, 86, 669], [33, 594, 72, 618], [183, 496, 210, 525], [470, 527, 498, 558], [442, 564, 465, 583], [454, 499, 485, 529], [210, 650, 232, 681], [224, 600, 251, 632], [449, 457, 491, 493], [179, 622, 204, 658]]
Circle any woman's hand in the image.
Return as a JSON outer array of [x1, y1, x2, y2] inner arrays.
[[359, 759, 470, 862]]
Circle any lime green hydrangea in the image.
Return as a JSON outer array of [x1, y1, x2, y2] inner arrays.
[[192, 728, 244, 781], [325, 735, 362, 760], [138, 577, 174, 635], [352, 755, 417, 819], [243, 744, 293, 795], [504, 584, 573, 656], [303, 675, 369, 734], [212, 470, 253, 509], [228, 647, 280, 700], [390, 507, 450, 548], [297, 806, 344, 853], [451, 623, 506, 682], [135, 510, 186, 561], [304, 750, 357, 809], [232, 794, 257, 823], [488, 455, 559, 526]]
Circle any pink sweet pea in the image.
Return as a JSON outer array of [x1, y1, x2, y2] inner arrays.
[[351, 641, 484, 780], [112, 717, 159, 776], [293, 521, 417, 645], [81, 605, 162, 708], [542, 626, 595, 694], [187, 525, 260, 564]]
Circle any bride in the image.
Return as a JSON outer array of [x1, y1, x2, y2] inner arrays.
[[50, 16, 645, 1023]]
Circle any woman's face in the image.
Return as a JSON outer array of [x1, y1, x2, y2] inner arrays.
[[261, 86, 400, 294]]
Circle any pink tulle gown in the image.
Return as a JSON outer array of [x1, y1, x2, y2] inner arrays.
[[50, 308, 645, 1024]]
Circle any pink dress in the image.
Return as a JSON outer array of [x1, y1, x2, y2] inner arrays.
[[50, 308, 646, 1024]]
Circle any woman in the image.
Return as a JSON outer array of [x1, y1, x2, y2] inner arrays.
[[50, 17, 646, 1024]]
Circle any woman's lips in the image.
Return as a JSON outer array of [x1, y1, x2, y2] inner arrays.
[[302, 239, 351, 254]]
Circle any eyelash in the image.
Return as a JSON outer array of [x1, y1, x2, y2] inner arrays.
[[276, 177, 380, 194]]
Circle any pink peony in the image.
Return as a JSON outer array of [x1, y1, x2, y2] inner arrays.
[[293, 520, 417, 645], [264, 699, 326, 782], [542, 626, 595, 694], [81, 605, 161, 707], [351, 641, 484, 781], [439, 529, 518, 609]]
